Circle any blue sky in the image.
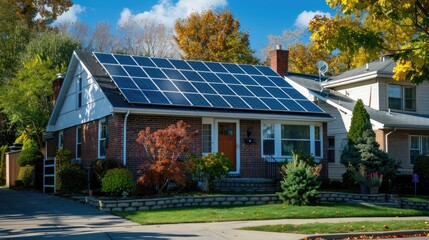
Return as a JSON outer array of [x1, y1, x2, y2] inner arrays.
[[56, 0, 335, 53]]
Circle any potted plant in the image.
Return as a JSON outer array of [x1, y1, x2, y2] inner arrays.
[[367, 171, 383, 194]]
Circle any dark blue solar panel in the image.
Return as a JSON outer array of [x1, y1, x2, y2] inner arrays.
[[133, 56, 156, 67], [210, 84, 235, 95], [187, 61, 210, 71], [151, 58, 174, 68], [142, 90, 170, 104], [229, 85, 254, 96], [184, 93, 211, 107], [223, 96, 250, 109], [191, 82, 216, 94], [181, 71, 205, 82], [204, 62, 228, 73], [172, 81, 197, 92], [143, 68, 167, 79], [296, 100, 324, 112], [124, 66, 147, 77], [260, 98, 287, 110], [252, 76, 276, 86], [278, 99, 305, 111], [153, 79, 178, 91], [121, 89, 148, 103], [247, 86, 272, 97], [164, 92, 191, 106], [239, 64, 262, 75], [217, 73, 240, 84], [269, 77, 291, 87], [235, 75, 258, 85], [162, 69, 186, 80], [95, 53, 118, 64], [199, 72, 222, 83], [242, 97, 269, 109], [222, 63, 245, 74], [112, 76, 138, 89], [204, 95, 230, 108], [255, 66, 278, 76], [133, 78, 158, 90], [281, 88, 306, 100], [104, 64, 127, 76], [265, 87, 289, 98], [114, 55, 137, 65], [169, 59, 192, 70]]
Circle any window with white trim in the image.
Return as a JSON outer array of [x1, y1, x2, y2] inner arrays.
[[202, 124, 212, 154], [388, 84, 416, 111], [58, 130, 64, 149], [327, 137, 335, 163], [99, 119, 107, 158], [77, 76, 82, 108], [410, 135, 429, 164], [262, 122, 322, 159], [76, 126, 82, 159]]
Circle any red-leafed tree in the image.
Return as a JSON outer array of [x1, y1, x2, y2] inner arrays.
[[136, 120, 197, 195]]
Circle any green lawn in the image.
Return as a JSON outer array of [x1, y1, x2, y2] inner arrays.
[[242, 220, 429, 234], [114, 203, 429, 225], [403, 195, 429, 202]]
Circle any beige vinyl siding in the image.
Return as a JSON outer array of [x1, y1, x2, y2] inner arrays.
[[417, 82, 429, 114], [334, 79, 379, 110]]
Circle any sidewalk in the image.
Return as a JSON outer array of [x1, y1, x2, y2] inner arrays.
[[1, 188, 428, 240]]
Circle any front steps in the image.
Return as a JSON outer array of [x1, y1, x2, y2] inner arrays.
[[212, 178, 279, 193]]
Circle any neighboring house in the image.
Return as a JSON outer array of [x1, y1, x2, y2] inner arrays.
[[45, 50, 331, 181], [286, 54, 429, 180]]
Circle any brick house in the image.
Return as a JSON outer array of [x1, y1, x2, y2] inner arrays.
[[45, 50, 331, 183], [286, 54, 429, 180]]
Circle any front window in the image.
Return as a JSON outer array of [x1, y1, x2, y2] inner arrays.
[[327, 137, 335, 163], [58, 130, 64, 149], [262, 124, 275, 155], [76, 126, 82, 159], [202, 124, 212, 154], [281, 125, 310, 155], [388, 85, 416, 111], [410, 135, 429, 164], [99, 120, 107, 158]]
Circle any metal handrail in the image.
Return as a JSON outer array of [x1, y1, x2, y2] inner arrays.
[[263, 155, 282, 182]]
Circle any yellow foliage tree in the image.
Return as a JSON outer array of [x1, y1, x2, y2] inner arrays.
[[174, 10, 259, 64]]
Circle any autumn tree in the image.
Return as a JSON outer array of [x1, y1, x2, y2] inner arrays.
[[314, 0, 429, 84], [136, 121, 197, 195], [174, 9, 259, 64]]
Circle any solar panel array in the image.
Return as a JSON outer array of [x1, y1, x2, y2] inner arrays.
[[93, 53, 324, 113]]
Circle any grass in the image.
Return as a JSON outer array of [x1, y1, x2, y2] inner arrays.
[[114, 203, 429, 225], [403, 195, 429, 202], [242, 220, 429, 234]]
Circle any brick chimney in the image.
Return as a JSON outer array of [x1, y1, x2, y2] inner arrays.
[[270, 44, 289, 77], [52, 73, 65, 106]]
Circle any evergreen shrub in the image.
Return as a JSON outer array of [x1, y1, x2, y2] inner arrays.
[[59, 164, 87, 194], [101, 168, 135, 196]]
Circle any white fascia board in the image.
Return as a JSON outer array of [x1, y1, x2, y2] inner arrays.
[[112, 107, 332, 122], [322, 72, 392, 88]]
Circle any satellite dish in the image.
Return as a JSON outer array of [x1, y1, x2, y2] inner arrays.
[[317, 60, 328, 76]]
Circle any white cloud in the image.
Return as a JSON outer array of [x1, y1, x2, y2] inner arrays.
[[118, 0, 227, 28], [54, 4, 85, 24], [294, 10, 331, 29]]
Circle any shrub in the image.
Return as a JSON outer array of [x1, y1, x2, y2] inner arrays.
[[277, 152, 321, 206], [55, 148, 72, 190], [187, 153, 232, 181], [91, 158, 121, 181], [0, 145, 8, 185], [136, 120, 197, 195], [59, 164, 87, 194], [413, 155, 429, 191], [18, 165, 34, 187], [101, 168, 135, 196], [17, 139, 43, 167]]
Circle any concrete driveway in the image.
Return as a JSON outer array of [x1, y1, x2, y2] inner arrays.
[[1, 188, 428, 240]]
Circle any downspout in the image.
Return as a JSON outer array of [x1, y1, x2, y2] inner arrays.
[[123, 110, 130, 166], [385, 127, 397, 153]]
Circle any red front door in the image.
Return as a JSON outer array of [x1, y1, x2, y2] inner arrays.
[[218, 122, 236, 171]]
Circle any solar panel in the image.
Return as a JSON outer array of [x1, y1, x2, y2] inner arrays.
[[151, 58, 174, 68], [133, 56, 156, 67], [114, 55, 137, 65], [169, 59, 192, 70], [94, 52, 326, 114], [187, 61, 210, 71]]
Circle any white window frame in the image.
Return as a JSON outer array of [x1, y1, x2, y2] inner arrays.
[[77, 75, 82, 109], [98, 119, 107, 159], [388, 84, 416, 112], [410, 135, 429, 165], [76, 125, 82, 159], [58, 130, 64, 149], [202, 118, 214, 156], [261, 121, 323, 161]]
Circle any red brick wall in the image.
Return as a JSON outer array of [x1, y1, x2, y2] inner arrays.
[[239, 120, 265, 178]]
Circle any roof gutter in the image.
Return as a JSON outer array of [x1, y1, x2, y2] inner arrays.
[[112, 107, 332, 122], [123, 110, 130, 167], [385, 127, 396, 153]]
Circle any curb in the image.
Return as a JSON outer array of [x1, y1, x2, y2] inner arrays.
[[304, 230, 429, 240]]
